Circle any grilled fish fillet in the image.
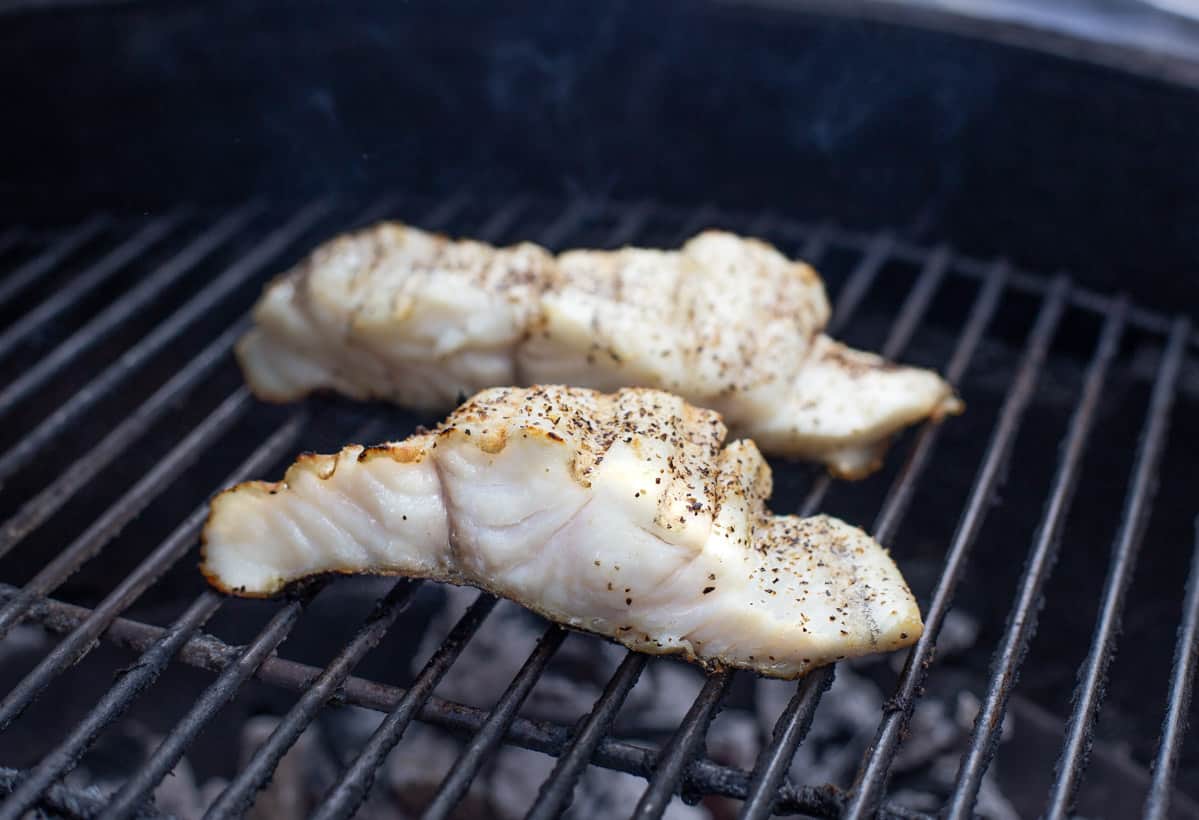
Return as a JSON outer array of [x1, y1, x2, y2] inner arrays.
[[237, 225, 959, 478], [201, 386, 923, 678]]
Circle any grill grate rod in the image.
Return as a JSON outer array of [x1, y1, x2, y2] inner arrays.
[[842, 276, 1070, 819], [0, 765, 155, 820], [422, 627, 569, 820], [0, 579, 923, 818], [312, 593, 499, 820], [0, 201, 331, 486], [0, 211, 185, 361], [203, 580, 421, 819], [0, 413, 305, 737], [634, 672, 734, 819], [0, 320, 247, 544], [943, 294, 1127, 819], [0, 591, 226, 820], [98, 596, 318, 820], [0, 204, 261, 418], [1145, 516, 1199, 820], [525, 652, 649, 820], [0, 215, 108, 311], [0, 196, 404, 816], [1045, 316, 1190, 818], [0, 388, 252, 641], [739, 243, 970, 820], [0, 196, 399, 536]]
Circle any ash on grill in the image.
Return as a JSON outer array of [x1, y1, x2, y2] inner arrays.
[[44, 584, 1012, 820]]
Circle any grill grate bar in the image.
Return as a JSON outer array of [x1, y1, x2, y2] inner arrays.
[[0, 202, 331, 486], [313, 593, 499, 820], [204, 580, 421, 819], [1045, 316, 1190, 818], [739, 243, 963, 820], [0, 592, 223, 820], [843, 276, 1070, 819], [944, 295, 1128, 819], [0, 215, 108, 310], [1145, 517, 1199, 820], [828, 232, 894, 333], [0, 212, 184, 360], [0, 764, 151, 820], [4, 197, 1195, 818], [633, 671, 733, 819], [0, 204, 261, 418], [0, 320, 246, 544], [421, 626, 568, 820], [0, 414, 305, 738], [100, 594, 318, 820], [525, 652, 649, 820], [0, 582, 923, 818], [723, 211, 1187, 344], [12, 196, 426, 820], [0, 388, 251, 641], [739, 667, 836, 820]]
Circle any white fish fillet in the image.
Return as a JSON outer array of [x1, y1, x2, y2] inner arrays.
[[201, 386, 923, 678], [237, 224, 960, 478]]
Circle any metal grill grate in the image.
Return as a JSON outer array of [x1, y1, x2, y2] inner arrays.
[[0, 193, 1196, 819]]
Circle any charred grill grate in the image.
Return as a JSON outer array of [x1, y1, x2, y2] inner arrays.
[[0, 193, 1196, 819]]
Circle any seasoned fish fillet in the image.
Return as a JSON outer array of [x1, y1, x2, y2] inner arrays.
[[202, 386, 923, 678], [237, 224, 959, 478]]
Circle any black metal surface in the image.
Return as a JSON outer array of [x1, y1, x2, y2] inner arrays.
[[844, 277, 1069, 819], [1044, 317, 1191, 818], [0, 216, 107, 310], [0, 202, 330, 486], [943, 297, 1126, 818], [633, 672, 733, 819], [0, 416, 306, 736], [1146, 518, 1199, 820], [203, 580, 420, 819], [312, 593, 499, 820], [526, 652, 649, 820], [422, 627, 568, 820], [0, 193, 1196, 819]]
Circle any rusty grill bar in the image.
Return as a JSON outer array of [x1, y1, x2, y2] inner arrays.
[[0, 193, 1196, 819]]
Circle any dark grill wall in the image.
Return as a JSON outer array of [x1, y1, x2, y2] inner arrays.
[[2, 0, 1199, 315]]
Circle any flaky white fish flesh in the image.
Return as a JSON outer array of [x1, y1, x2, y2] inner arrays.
[[201, 386, 923, 678], [237, 224, 960, 478]]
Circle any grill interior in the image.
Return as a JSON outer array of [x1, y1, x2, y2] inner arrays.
[[0, 193, 1197, 819]]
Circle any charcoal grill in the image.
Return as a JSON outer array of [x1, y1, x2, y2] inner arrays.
[[0, 190, 1196, 819]]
